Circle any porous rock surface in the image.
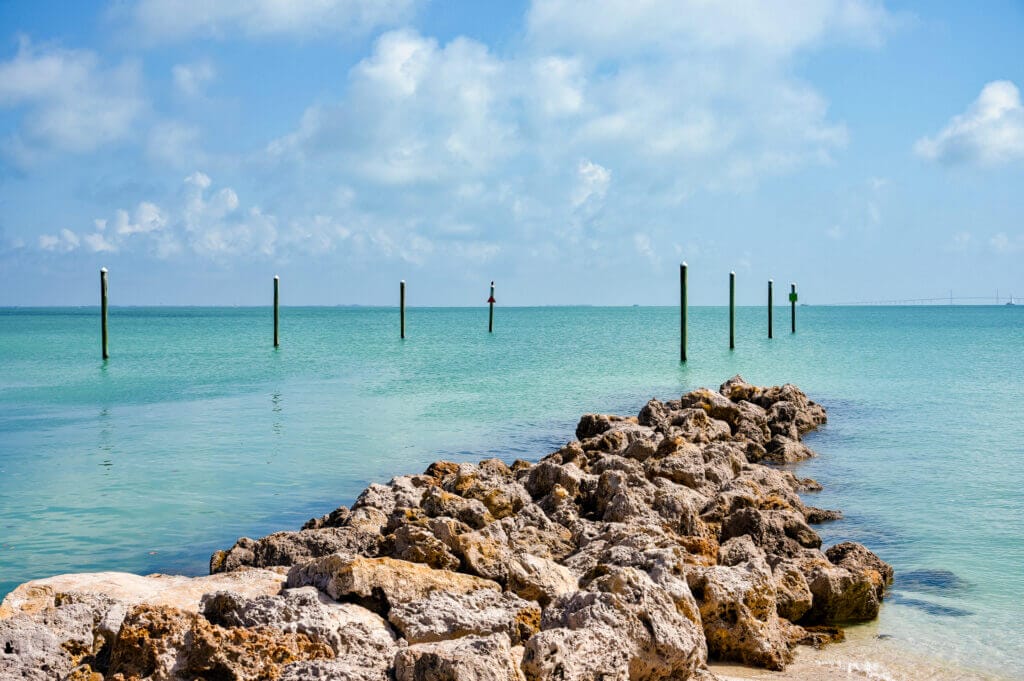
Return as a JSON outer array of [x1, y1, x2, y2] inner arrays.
[[0, 377, 891, 680]]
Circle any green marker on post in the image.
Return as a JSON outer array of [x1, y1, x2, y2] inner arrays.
[[789, 283, 798, 334]]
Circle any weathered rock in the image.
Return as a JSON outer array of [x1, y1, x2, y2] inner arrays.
[[0, 615, 77, 681], [825, 541, 894, 598], [686, 554, 792, 670], [211, 526, 382, 573], [1, 569, 285, 619], [389, 524, 462, 571], [772, 561, 814, 623], [286, 556, 499, 613], [795, 549, 887, 625], [388, 589, 539, 645], [505, 553, 577, 606], [201, 586, 399, 673], [394, 632, 525, 681], [107, 604, 334, 681], [720, 507, 821, 559], [524, 567, 705, 681]]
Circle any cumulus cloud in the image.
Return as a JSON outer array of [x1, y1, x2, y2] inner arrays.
[[989, 232, 1023, 254], [38, 228, 80, 252], [121, 0, 418, 43], [572, 160, 611, 208], [0, 36, 144, 162], [172, 60, 215, 96], [915, 81, 1024, 165]]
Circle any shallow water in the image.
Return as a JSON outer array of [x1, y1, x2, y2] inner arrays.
[[1, 305, 1022, 677]]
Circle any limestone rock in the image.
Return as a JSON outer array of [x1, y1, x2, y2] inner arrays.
[[394, 632, 525, 681], [388, 589, 539, 645], [107, 604, 333, 681], [202, 586, 398, 673], [505, 553, 577, 606], [286, 556, 499, 613], [524, 567, 705, 681], [211, 526, 382, 573], [687, 555, 792, 670]]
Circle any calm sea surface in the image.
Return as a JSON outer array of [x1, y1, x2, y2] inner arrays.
[[1, 306, 1022, 677]]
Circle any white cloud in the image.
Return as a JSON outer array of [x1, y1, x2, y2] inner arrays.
[[115, 202, 168, 235], [572, 160, 611, 207], [0, 37, 144, 160], [271, 30, 517, 186], [990, 232, 1023, 254], [147, 120, 202, 167], [172, 60, 215, 96], [915, 81, 1024, 165], [526, 0, 893, 55], [83, 232, 118, 252], [633, 232, 658, 265], [39, 228, 80, 252], [122, 0, 418, 43], [826, 225, 844, 240]]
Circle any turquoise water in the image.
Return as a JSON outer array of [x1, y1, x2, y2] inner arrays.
[[1, 306, 1022, 677]]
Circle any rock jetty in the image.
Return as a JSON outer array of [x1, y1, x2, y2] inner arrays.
[[0, 376, 892, 680]]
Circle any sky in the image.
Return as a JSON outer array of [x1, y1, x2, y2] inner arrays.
[[0, 0, 1022, 306]]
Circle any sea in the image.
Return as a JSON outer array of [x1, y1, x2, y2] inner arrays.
[[1, 305, 1022, 679]]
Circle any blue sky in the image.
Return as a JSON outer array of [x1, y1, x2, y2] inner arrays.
[[0, 0, 1021, 306]]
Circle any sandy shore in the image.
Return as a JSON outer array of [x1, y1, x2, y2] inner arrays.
[[711, 621, 1007, 681]]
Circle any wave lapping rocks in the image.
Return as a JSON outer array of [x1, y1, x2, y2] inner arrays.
[[0, 376, 891, 680]]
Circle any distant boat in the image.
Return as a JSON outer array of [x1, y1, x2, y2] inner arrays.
[[1007, 295, 1016, 306]]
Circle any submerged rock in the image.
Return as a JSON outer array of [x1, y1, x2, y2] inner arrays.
[[1, 378, 890, 679]]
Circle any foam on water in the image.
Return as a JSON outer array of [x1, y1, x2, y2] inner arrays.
[[1, 305, 1022, 677]]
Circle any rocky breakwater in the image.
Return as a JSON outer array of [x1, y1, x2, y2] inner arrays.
[[1, 376, 893, 680]]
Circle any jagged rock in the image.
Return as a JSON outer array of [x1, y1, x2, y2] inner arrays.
[[286, 556, 499, 613], [805, 507, 843, 524], [303, 505, 351, 530], [388, 589, 539, 645], [395, 632, 525, 681], [772, 560, 814, 623], [389, 524, 462, 570], [523, 567, 705, 681], [211, 526, 382, 573], [0, 615, 77, 681], [825, 542, 894, 598], [505, 553, 577, 606], [795, 549, 886, 625], [420, 487, 494, 529], [765, 435, 817, 463], [1, 570, 285, 619], [106, 604, 333, 681], [720, 507, 821, 559], [201, 587, 399, 673], [686, 554, 792, 670]]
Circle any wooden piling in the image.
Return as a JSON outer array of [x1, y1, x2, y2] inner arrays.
[[273, 275, 280, 348], [100, 267, 109, 360], [768, 279, 773, 339], [790, 282, 797, 334], [488, 281, 495, 333], [729, 271, 735, 350], [400, 280, 406, 339], [680, 262, 687, 362]]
